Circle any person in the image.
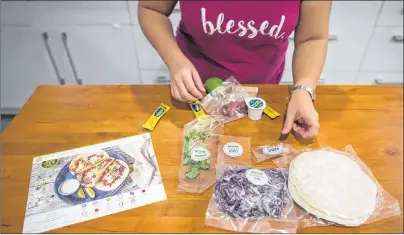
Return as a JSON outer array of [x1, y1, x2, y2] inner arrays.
[[138, 1, 331, 139]]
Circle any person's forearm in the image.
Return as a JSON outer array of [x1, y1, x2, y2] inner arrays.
[[138, 6, 185, 70], [292, 38, 328, 89]]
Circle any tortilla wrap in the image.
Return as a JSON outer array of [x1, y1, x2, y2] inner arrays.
[[69, 150, 109, 175], [95, 159, 129, 191], [77, 157, 114, 187]]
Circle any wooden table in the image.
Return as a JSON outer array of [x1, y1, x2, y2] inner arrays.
[[1, 85, 403, 233]]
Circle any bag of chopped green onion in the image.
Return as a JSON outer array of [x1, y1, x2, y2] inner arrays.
[[177, 115, 224, 194]]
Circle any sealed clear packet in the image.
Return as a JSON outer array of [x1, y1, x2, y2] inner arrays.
[[177, 116, 224, 194], [205, 164, 297, 233], [218, 135, 251, 165], [200, 77, 258, 123], [273, 145, 401, 229], [252, 143, 294, 163]]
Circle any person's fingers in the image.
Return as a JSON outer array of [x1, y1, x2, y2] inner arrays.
[[191, 69, 206, 93], [293, 123, 306, 137], [184, 74, 203, 99], [282, 109, 296, 134], [176, 76, 197, 102], [171, 83, 185, 102]]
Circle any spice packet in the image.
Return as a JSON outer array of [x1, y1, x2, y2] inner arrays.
[[142, 103, 171, 131], [205, 164, 297, 233], [178, 116, 224, 194], [218, 135, 251, 165], [252, 143, 294, 163], [189, 100, 207, 120], [263, 106, 281, 119]]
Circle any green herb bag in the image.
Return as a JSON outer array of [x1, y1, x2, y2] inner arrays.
[[177, 116, 224, 194]]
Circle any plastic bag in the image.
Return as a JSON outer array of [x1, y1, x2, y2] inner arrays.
[[200, 77, 258, 123], [273, 145, 401, 229], [218, 135, 251, 165], [205, 164, 297, 233], [177, 116, 224, 194], [252, 143, 294, 163]]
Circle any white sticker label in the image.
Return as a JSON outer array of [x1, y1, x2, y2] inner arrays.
[[263, 144, 283, 156], [191, 146, 211, 162], [246, 169, 269, 186], [223, 142, 243, 158]]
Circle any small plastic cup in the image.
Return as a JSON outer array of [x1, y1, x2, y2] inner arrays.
[[245, 97, 266, 120]]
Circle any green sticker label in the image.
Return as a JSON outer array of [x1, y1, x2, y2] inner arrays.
[[249, 99, 264, 108], [191, 146, 211, 161], [246, 169, 269, 186]]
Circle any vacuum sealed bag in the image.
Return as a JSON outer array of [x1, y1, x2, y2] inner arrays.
[[218, 135, 251, 165], [273, 145, 401, 228], [205, 164, 297, 233], [252, 143, 294, 163], [200, 77, 258, 123], [178, 116, 224, 194]]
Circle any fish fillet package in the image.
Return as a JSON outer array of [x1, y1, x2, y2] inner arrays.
[[205, 164, 297, 233], [178, 116, 224, 194], [273, 145, 401, 228]]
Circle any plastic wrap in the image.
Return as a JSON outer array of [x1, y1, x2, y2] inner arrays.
[[177, 116, 224, 194], [218, 135, 251, 165], [252, 143, 294, 163], [200, 77, 258, 123], [205, 164, 297, 233], [273, 145, 401, 229]]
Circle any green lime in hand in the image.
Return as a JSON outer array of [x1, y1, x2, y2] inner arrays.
[[204, 77, 223, 93]]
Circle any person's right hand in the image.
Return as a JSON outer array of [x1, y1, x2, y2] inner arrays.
[[169, 56, 205, 102]]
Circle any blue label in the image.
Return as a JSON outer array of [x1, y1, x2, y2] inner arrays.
[[154, 107, 164, 117], [191, 104, 201, 112]]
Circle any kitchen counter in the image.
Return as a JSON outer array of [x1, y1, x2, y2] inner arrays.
[[1, 85, 403, 233]]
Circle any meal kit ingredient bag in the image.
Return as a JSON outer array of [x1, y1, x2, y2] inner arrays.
[[178, 116, 224, 194], [205, 164, 297, 233], [200, 77, 258, 123], [273, 145, 401, 228], [252, 143, 294, 163], [218, 135, 251, 165]]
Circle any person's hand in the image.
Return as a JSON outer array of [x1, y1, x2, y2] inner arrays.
[[282, 89, 320, 138], [169, 56, 205, 102]]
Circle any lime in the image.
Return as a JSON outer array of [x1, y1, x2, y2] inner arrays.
[[204, 77, 223, 93]]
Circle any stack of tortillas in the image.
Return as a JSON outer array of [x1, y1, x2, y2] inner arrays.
[[288, 150, 378, 226]]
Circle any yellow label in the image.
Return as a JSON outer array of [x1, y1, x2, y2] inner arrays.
[[263, 106, 281, 119], [189, 100, 207, 120], [142, 103, 171, 131]]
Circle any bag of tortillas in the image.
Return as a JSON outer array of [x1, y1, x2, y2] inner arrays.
[[273, 145, 401, 228]]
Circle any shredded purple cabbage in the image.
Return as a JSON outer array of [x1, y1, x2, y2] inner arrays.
[[214, 168, 292, 219]]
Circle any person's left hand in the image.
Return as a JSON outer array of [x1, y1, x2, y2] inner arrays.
[[282, 89, 320, 138]]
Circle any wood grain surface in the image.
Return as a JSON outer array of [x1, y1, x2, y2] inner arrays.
[[1, 85, 403, 233]]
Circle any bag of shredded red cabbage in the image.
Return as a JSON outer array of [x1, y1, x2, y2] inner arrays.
[[200, 77, 258, 123], [272, 145, 401, 229], [177, 116, 224, 194], [205, 164, 297, 233], [252, 143, 294, 163]]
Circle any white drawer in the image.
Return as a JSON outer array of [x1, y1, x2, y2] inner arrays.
[[30, 1, 131, 26], [356, 72, 403, 85], [285, 1, 382, 72], [360, 27, 403, 72], [376, 1, 403, 26], [140, 70, 171, 85], [0, 1, 36, 25], [281, 70, 357, 85]]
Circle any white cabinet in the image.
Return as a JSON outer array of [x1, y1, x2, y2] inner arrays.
[[53, 26, 140, 85], [285, 1, 382, 72], [0, 1, 36, 25], [128, 1, 181, 27], [376, 1, 404, 26], [360, 27, 403, 72], [140, 70, 171, 85], [0, 26, 68, 113], [356, 72, 403, 85]]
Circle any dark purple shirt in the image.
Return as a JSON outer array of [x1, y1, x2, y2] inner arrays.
[[176, 1, 301, 84]]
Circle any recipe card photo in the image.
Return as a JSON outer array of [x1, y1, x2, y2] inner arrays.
[[23, 133, 167, 233]]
